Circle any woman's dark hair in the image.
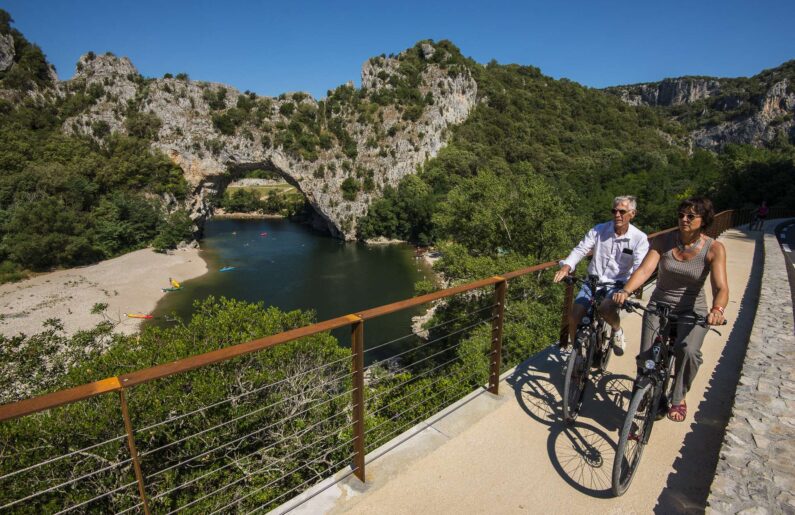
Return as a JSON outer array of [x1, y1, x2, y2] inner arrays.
[[678, 196, 714, 228]]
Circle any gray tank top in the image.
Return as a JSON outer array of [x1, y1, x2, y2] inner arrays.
[[650, 232, 713, 314]]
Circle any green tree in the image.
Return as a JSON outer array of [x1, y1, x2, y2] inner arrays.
[[152, 209, 194, 252]]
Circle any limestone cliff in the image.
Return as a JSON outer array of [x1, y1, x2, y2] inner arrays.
[[60, 43, 478, 239], [607, 63, 795, 150], [612, 77, 721, 107]]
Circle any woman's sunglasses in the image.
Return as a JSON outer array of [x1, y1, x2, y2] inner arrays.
[[678, 212, 700, 221]]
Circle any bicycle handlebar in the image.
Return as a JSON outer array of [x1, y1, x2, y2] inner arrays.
[[562, 274, 619, 289], [621, 300, 727, 334]]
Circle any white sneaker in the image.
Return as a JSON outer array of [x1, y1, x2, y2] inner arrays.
[[612, 328, 625, 356]]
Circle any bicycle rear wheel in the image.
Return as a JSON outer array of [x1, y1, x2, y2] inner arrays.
[[612, 382, 656, 496], [563, 329, 594, 424]]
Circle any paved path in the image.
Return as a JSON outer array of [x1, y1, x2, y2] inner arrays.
[[286, 228, 762, 515]]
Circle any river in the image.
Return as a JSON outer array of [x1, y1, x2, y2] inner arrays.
[[149, 218, 433, 362]]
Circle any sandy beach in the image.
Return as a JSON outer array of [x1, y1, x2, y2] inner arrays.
[[0, 247, 207, 337]]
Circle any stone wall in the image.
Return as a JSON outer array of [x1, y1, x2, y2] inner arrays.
[[708, 222, 795, 514]]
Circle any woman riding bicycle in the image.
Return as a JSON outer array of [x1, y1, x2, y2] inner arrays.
[[612, 197, 728, 422]]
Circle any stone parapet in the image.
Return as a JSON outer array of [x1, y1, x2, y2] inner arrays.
[[708, 221, 795, 514]]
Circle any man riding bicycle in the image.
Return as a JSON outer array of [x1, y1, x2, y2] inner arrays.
[[554, 196, 649, 355]]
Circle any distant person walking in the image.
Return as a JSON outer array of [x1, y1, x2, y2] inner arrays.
[[553, 196, 649, 355], [751, 201, 769, 231]]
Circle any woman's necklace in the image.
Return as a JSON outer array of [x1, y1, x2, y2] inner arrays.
[[676, 233, 702, 253]]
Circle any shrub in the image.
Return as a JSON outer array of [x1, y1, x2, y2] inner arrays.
[[341, 178, 360, 201]]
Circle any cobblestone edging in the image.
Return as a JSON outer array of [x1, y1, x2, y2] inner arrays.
[[708, 225, 795, 514]]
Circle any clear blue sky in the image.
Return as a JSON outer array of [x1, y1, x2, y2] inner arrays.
[[2, 0, 794, 99]]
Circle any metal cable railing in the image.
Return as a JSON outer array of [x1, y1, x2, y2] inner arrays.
[[55, 480, 139, 515], [147, 415, 355, 505], [366, 310, 495, 367], [155, 419, 355, 513], [134, 352, 351, 435], [138, 369, 352, 458], [0, 432, 127, 482], [175, 437, 357, 515], [145, 391, 355, 481], [365, 315, 495, 387], [364, 370, 486, 457], [365, 369, 483, 442], [244, 452, 359, 514], [362, 302, 497, 357], [0, 455, 134, 510], [366, 333, 488, 405]]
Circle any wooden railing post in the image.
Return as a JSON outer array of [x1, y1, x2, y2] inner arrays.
[[119, 389, 151, 515], [559, 280, 574, 347], [489, 278, 507, 394], [350, 317, 366, 482]]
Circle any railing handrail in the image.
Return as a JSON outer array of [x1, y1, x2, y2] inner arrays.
[[0, 208, 760, 423]]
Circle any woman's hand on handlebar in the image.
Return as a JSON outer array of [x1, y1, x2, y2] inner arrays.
[[707, 309, 726, 326], [553, 265, 571, 283], [612, 289, 629, 306]]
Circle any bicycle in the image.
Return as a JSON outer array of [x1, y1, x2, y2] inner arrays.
[[560, 275, 618, 424], [611, 300, 725, 496]]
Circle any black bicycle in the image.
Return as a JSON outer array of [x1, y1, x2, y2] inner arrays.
[[611, 300, 725, 496], [561, 275, 617, 424]]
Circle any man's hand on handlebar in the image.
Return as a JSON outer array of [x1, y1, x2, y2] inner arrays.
[[553, 265, 571, 283]]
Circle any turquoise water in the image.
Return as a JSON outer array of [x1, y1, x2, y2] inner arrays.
[[149, 218, 433, 361]]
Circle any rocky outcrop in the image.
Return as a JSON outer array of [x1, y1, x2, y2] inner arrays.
[[61, 45, 478, 239], [0, 32, 14, 72], [610, 74, 795, 150], [691, 79, 795, 150], [612, 77, 722, 107]]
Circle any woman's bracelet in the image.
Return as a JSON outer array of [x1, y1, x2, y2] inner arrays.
[[711, 306, 725, 314]]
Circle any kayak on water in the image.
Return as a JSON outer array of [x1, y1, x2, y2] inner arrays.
[[161, 287, 182, 292], [220, 266, 236, 272]]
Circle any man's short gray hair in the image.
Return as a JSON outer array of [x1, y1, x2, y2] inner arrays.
[[614, 195, 637, 212]]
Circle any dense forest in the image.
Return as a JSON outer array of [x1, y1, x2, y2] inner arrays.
[[1, 9, 794, 512]]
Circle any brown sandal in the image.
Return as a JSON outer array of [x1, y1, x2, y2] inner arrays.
[[667, 401, 687, 422]]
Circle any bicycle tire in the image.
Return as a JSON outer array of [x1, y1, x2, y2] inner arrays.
[[563, 329, 594, 424], [612, 382, 656, 496], [597, 320, 613, 372]]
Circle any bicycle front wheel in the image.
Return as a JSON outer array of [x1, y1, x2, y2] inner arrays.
[[563, 329, 593, 424], [612, 382, 655, 496]]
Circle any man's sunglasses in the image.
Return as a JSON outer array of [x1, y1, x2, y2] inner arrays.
[[611, 208, 631, 216], [678, 212, 700, 221]]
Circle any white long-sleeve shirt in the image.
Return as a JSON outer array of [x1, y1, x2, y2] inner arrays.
[[560, 222, 649, 284]]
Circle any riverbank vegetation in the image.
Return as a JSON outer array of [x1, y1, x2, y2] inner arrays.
[[220, 183, 306, 217]]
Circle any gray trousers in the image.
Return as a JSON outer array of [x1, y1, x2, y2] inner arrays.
[[639, 302, 709, 405]]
